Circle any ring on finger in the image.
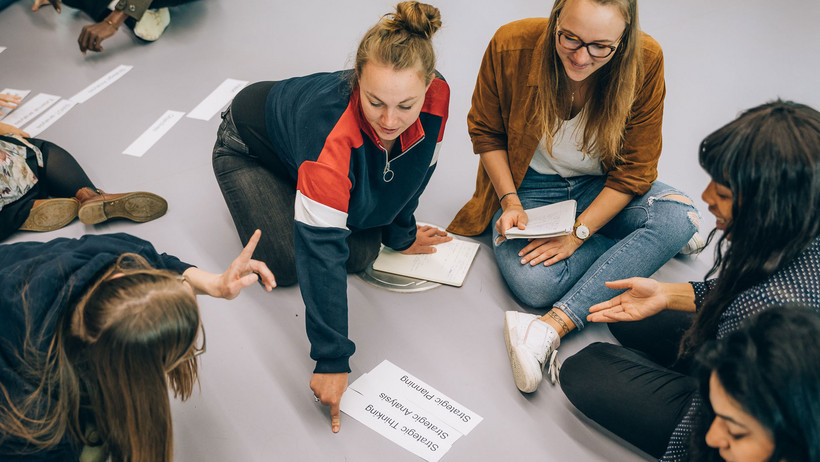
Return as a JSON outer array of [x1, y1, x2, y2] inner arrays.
[[313, 394, 320, 403]]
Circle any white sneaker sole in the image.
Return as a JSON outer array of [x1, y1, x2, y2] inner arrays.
[[504, 312, 543, 393], [133, 8, 170, 42], [679, 231, 706, 255]]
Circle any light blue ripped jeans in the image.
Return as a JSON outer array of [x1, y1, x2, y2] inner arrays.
[[492, 168, 699, 329]]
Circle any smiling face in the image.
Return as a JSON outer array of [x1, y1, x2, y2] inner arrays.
[[358, 61, 430, 150], [556, 0, 626, 82], [705, 372, 775, 462], [702, 179, 734, 231]]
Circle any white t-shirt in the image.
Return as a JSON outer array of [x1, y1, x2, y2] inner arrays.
[[529, 112, 604, 177]]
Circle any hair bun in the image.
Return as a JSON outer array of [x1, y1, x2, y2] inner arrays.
[[386, 1, 441, 39]]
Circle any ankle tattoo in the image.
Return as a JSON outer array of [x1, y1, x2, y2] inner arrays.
[[547, 310, 570, 336]]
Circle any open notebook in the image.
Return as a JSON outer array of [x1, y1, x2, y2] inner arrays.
[[504, 200, 577, 239], [372, 235, 480, 287]]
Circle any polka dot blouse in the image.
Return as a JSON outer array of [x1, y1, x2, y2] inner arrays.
[[661, 237, 820, 461]]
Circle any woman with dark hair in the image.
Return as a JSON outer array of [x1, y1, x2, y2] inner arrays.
[[693, 306, 820, 462], [446, 0, 701, 394], [212, 1, 449, 432], [558, 100, 820, 459], [0, 230, 275, 462]]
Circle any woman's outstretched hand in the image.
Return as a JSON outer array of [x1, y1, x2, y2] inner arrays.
[[400, 224, 453, 254], [184, 229, 276, 299], [0, 94, 22, 109], [78, 20, 119, 54], [310, 372, 348, 434], [587, 277, 667, 323], [216, 229, 276, 298]]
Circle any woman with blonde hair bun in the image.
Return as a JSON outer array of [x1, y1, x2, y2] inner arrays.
[[212, 1, 450, 433], [0, 230, 274, 461]]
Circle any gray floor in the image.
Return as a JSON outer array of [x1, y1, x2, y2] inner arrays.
[[2, 0, 819, 460]]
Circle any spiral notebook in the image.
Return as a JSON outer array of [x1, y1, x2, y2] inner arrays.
[[504, 199, 577, 239]]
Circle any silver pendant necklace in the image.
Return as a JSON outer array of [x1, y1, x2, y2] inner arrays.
[[382, 146, 394, 182]]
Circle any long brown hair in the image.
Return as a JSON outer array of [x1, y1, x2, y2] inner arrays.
[[0, 253, 200, 461], [353, 1, 442, 86], [536, 0, 642, 168]]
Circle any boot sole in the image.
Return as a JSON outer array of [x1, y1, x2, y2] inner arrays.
[[19, 199, 78, 232], [504, 312, 542, 393], [78, 192, 167, 225]]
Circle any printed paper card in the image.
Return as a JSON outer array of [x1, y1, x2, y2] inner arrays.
[[341, 360, 482, 461], [70, 65, 133, 104], [349, 373, 462, 446], [123, 110, 185, 157], [341, 388, 454, 462], [355, 360, 483, 435], [22, 99, 76, 137], [2, 93, 60, 127], [187, 78, 249, 121]]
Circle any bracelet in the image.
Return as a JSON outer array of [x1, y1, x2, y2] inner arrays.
[[547, 310, 571, 336], [499, 191, 518, 202], [106, 19, 119, 30]]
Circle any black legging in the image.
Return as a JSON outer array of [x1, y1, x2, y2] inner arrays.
[[559, 310, 698, 458], [0, 138, 95, 240]]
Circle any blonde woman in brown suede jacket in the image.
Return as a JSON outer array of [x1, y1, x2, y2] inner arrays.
[[448, 0, 701, 394]]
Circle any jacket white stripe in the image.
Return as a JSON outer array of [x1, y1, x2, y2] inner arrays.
[[294, 190, 349, 229], [430, 142, 441, 167]]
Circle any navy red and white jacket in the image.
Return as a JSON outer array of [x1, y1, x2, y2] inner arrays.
[[264, 70, 449, 373]]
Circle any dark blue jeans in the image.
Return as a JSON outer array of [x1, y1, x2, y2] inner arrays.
[[211, 105, 379, 287]]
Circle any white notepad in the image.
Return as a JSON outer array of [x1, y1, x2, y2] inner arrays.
[[504, 199, 577, 239], [372, 236, 479, 287]]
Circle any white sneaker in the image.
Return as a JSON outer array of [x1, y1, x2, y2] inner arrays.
[[133, 8, 170, 42], [504, 311, 560, 393], [679, 231, 706, 255]]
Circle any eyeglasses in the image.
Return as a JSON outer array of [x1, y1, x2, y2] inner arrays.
[[165, 320, 206, 372], [556, 29, 619, 59], [191, 321, 206, 358]]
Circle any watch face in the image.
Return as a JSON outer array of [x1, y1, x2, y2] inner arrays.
[[575, 225, 590, 240]]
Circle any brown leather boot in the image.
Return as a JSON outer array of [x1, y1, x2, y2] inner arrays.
[[75, 187, 168, 225], [19, 198, 79, 232]]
